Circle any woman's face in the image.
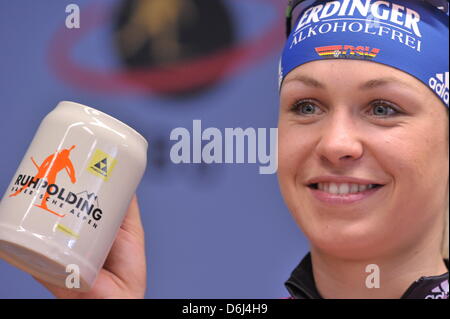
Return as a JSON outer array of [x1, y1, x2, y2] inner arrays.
[[278, 60, 449, 259]]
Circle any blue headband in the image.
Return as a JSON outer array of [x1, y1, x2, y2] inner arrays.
[[279, 0, 449, 107]]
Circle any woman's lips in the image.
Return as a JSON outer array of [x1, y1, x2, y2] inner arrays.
[[308, 185, 384, 205]]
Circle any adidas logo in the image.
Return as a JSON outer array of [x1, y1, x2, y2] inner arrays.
[[425, 280, 449, 299], [429, 72, 449, 106]]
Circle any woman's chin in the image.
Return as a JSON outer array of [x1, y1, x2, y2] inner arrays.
[[307, 227, 388, 260]]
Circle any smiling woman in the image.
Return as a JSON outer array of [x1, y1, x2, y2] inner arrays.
[[278, 0, 448, 299]]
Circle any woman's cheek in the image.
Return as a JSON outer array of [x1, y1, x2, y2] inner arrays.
[[386, 123, 445, 187], [278, 124, 308, 205], [279, 124, 311, 177], [373, 128, 443, 227]]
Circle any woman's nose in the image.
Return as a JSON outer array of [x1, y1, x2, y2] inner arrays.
[[315, 113, 364, 167]]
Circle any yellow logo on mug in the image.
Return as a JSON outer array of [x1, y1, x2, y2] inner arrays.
[[87, 149, 117, 181]]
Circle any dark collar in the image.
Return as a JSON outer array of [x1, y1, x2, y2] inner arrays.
[[285, 253, 449, 299]]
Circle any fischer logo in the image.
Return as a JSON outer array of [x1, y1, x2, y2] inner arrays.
[[425, 280, 449, 299], [8, 145, 104, 235], [429, 72, 449, 106], [87, 149, 117, 182]]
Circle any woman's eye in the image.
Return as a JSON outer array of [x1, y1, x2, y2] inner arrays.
[[291, 100, 322, 115], [369, 101, 400, 117]]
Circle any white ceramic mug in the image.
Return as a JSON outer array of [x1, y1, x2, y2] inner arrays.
[[0, 101, 148, 291]]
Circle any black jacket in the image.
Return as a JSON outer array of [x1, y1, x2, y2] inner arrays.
[[285, 253, 449, 299]]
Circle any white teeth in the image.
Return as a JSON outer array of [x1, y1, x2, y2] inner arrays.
[[329, 183, 339, 194], [316, 183, 378, 195], [358, 184, 368, 192], [338, 183, 349, 195]]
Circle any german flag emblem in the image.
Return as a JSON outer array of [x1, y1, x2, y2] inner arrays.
[[315, 45, 380, 59]]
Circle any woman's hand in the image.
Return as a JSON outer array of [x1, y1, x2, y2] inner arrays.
[[34, 195, 147, 299]]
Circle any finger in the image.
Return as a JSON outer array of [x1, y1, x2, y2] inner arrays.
[[102, 196, 147, 289], [120, 195, 145, 241]]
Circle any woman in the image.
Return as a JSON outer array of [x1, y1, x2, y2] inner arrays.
[[36, 0, 448, 299], [278, 0, 449, 298]]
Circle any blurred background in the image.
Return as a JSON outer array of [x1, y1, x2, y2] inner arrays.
[[0, 0, 308, 298]]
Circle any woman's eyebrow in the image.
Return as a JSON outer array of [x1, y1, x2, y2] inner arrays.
[[360, 77, 415, 90], [283, 75, 325, 89], [284, 75, 416, 91]]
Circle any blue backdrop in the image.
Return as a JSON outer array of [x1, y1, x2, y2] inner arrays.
[[0, 0, 309, 298]]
